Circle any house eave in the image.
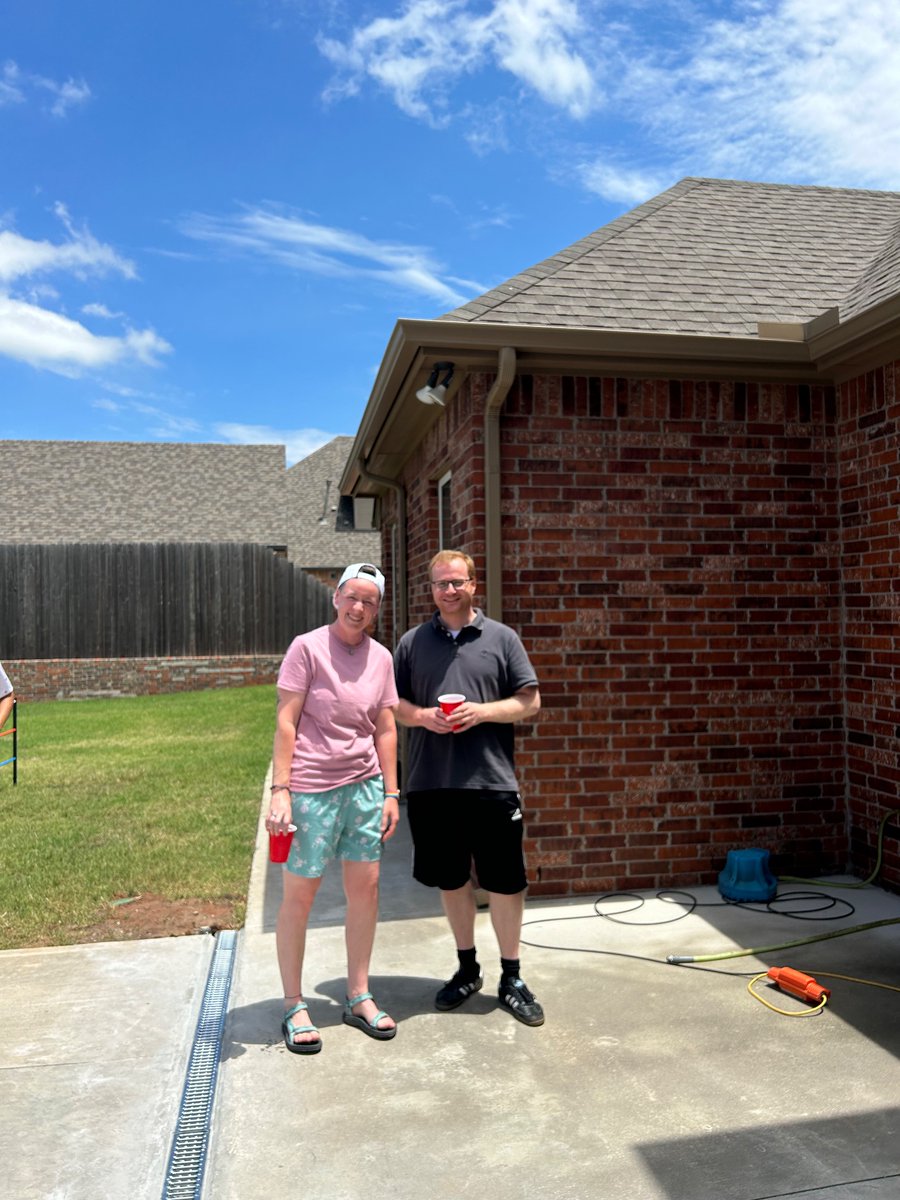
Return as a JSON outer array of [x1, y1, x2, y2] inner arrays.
[[341, 309, 899, 496]]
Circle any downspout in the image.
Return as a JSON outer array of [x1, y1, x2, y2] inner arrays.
[[354, 459, 407, 646], [483, 346, 517, 619]]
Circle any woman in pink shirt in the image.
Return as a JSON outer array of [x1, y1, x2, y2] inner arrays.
[[267, 564, 399, 1054]]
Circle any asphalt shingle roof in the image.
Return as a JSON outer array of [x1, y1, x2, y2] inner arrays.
[[0, 440, 286, 545], [0, 437, 378, 574], [441, 177, 900, 336], [285, 436, 379, 568]]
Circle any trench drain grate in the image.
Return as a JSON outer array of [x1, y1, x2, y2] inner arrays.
[[162, 928, 237, 1199]]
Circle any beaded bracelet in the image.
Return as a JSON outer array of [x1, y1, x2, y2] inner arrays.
[[384, 791, 400, 798], [270, 784, 291, 792]]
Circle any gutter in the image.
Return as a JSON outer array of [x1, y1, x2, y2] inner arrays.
[[483, 347, 517, 619], [354, 458, 407, 646]]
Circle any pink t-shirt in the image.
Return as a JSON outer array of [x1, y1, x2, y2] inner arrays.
[[277, 624, 398, 792]]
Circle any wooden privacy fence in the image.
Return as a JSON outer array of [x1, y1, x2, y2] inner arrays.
[[0, 543, 333, 659]]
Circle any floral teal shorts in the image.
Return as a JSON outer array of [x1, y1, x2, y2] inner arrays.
[[285, 775, 384, 878]]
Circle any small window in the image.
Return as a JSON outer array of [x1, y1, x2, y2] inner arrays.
[[335, 495, 355, 531], [353, 497, 376, 530], [438, 471, 452, 549]]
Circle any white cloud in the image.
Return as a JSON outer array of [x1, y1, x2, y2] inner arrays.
[[618, 0, 900, 189], [35, 74, 91, 118], [82, 302, 125, 319], [0, 206, 169, 374], [0, 61, 25, 106], [180, 204, 484, 307], [131, 401, 202, 437], [319, 0, 900, 199], [0, 205, 136, 284], [0, 59, 90, 117], [215, 422, 339, 466], [318, 0, 597, 122], [0, 294, 171, 373], [575, 160, 671, 205]]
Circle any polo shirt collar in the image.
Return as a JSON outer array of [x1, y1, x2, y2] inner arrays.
[[431, 607, 485, 639]]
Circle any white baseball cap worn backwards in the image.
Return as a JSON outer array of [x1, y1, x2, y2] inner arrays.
[[337, 562, 385, 598]]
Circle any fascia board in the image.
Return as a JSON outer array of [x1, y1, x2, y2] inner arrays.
[[806, 294, 900, 378], [340, 318, 846, 496]]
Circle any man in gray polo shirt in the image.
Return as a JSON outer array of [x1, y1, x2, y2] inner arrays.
[[394, 549, 544, 1027]]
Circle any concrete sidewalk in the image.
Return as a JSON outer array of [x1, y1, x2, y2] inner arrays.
[[0, 933, 214, 1198], [3, 796, 900, 1200]]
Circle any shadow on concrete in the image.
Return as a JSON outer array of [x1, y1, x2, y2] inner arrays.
[[222, 970, 497, 1061], [636, 1105, 900, 1200]]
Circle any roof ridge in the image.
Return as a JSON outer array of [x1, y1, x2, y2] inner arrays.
[[840, 212, 900, 319], [440, 178, 703, 324]]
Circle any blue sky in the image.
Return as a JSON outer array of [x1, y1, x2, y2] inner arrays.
[[2, 0, 899, 464]]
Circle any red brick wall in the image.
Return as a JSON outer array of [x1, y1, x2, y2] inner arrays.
[[839, 362, 900, 888], [5, 656, 282, 702], [386, 370, 855, 895]]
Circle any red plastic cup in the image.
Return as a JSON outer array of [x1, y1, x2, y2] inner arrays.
[[269, 824, 297, 863], [438, 693, 465, 715]]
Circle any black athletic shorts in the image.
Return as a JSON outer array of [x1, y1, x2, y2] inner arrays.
[[406, 788, 527, 895]]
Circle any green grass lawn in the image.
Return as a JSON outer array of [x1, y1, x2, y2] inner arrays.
[[0, 685, 275, 949]]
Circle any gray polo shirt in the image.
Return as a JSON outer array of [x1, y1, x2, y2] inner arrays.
[[394, 609, 538, 793]]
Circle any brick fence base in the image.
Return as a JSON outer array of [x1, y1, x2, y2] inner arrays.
[[4, 656, 282, 702]]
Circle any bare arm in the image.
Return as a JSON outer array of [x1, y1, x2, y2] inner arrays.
[[268, 687, 305, 828], [0, 691, 13, 731], [374, 705, 399, 841]]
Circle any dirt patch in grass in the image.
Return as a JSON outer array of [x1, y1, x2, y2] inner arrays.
[[47, 895, 242, 945]]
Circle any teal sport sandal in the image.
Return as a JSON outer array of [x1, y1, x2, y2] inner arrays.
[[342, 991, 397, 1040], [281, 1000, 322, 1055]]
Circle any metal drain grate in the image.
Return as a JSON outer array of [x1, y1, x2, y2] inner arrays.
[[162, 929, 237, 1199]]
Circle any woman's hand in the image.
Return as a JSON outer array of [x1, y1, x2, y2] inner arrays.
[[266, 787, 293, 831], [381, 794, 400, 842]]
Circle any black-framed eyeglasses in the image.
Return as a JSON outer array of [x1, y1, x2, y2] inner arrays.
[[430, 578, 472, 592]]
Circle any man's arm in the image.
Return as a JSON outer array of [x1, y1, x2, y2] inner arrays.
[[447, 685, 540, 732]]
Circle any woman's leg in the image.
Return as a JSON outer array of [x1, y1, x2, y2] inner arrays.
[[276, 870, 322, 1044], [343, 859, 395, 1030]]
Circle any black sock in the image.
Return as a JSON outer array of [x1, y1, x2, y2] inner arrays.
[[457, 947, 479, 980], [500, 957, 520, 982]]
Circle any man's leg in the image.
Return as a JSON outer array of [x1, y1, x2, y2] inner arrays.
[[276, 871, 322, 1045], [486, 888, 525, 959], [489, 889, 544, 1028], [440, 881, 478, 949], [343, 859, 395, 1031]]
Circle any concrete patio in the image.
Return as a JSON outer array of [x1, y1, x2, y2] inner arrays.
[[3, 794, 899, 1199]]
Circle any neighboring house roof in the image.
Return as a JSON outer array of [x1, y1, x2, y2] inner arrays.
[[440, 177, 900, 336], [284, 436, 379, 568], [0, 440, 287, 545]]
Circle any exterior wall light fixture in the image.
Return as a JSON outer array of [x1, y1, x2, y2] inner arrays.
[[416, 362, 454, 406]]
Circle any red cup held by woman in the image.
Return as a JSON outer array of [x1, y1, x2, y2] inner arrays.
[[269, 824, 297, 863]]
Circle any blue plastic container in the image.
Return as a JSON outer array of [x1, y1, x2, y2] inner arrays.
[[717, 847, 777, 902]]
